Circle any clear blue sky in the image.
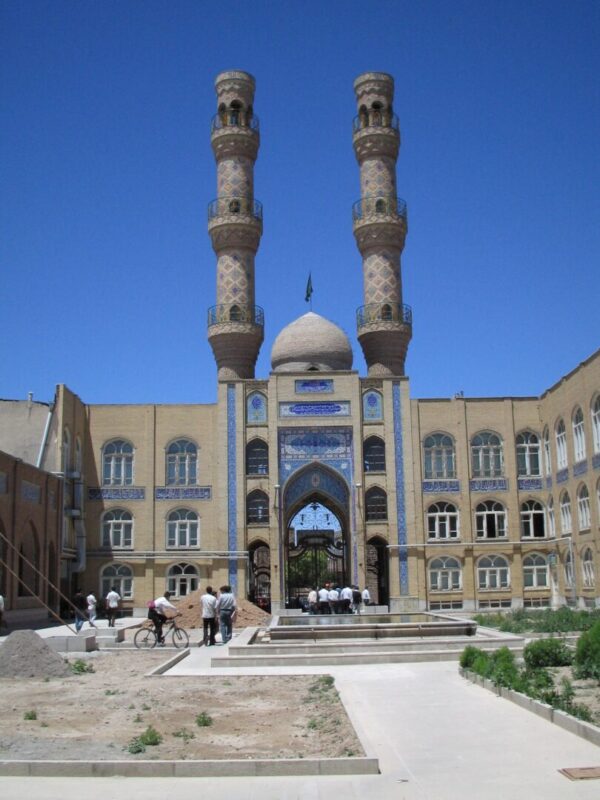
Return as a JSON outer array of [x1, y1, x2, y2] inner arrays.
[[1, 1, 598, 405]]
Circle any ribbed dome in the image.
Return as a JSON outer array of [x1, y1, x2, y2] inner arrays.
[[271, 312, 353, 373]]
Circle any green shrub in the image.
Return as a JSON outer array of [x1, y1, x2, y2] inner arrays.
[[127, 738, 146, 754], [523, 638, 573, 670], [489, 647, 520, 687], [23, 710, 37, 720], [70, 659, 94, 674], [459, 645, 480, 670], [472, 650, 491, 677], [195, 712, 213, 727], [574, 620, 600, 680], [138, 725, 162, 746]]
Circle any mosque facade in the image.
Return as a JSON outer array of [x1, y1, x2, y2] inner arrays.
[[1, 72, 599, 617]]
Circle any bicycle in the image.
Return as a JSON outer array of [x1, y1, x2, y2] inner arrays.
[[134, 616, 190, 649]]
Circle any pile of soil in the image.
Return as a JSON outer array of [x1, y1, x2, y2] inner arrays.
[[0, 630, 71, 678], [174, 589, 270, 629]]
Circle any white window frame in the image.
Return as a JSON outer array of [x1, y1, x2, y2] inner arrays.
[[555, 420, 567, 469], [582, 548, 595, 588], [102, 439, 134, 486], [423, 433, 456, 479], [478, 556, 510, 590], [166, 562, 198, 597], [426, 502, 459, 539], [592, 395, 600, 454], [543, 427, 551, 477], [520, 500, 546, 538], [429, 556, 462, 591], [572, 407, 586, 462], [100, 563, 133, 600], [166, 439, 198, 486], [475, 500, 507, 539], [560, 491, 572, 534], [516, 432, 541, 477], [471, 432, 504, 478], [523, 554, 549, 588], [102, 508, 133, 549], [166, 509, 199, 548], [577, 484, 591, 531], [547, 497, 556, 538]]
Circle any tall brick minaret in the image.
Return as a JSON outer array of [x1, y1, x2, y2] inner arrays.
[[207, 71, 264, 379], [352, 72, 412, 376]]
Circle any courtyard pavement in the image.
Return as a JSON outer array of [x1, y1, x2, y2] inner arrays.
[[1, 622, 599, 798]]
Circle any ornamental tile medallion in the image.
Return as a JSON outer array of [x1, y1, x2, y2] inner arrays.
[[294, 379, 334, 394]]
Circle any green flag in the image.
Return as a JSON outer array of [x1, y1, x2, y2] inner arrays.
[[305, 273, 313, 303]]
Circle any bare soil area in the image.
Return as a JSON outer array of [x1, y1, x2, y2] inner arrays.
[[550, 666, 600, 724], [0, 650, 364, 761]]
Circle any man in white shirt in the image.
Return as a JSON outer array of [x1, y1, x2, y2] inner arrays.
[[151, 591, 178, 646], [317, 585, 330, 614], [215, 585, 236, 644], [86, 591, 98, 628], [362, 587, 371, 606], [340, 585, 353, 614], [328, 586, 340, 615], [200, 586, 218, 646], [307, 588, 318, 615], [105, 586, 121, 628]]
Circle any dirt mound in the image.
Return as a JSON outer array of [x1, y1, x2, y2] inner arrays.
[[174, 589, 270, 629], [0, 629, 71, 678]]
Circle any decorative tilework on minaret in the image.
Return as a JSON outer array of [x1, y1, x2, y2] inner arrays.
[[353, 73, 412, 376], [207, 71, 264, 379]]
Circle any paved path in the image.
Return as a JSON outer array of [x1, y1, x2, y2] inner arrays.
[[1, 628, 599, 798]]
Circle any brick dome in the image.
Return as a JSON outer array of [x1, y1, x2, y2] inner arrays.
[[271, 312, 353, 373]]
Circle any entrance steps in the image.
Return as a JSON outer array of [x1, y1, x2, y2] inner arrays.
[[211, 629, 525, 668]]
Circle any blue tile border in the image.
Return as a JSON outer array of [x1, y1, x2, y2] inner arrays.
[[556, 468, 569, 484], [88, 487, 145, 501], [155, 487, 212, 500], [294, 379, 334, 393], [393, 382, 408, 595], [227, 384, 237, 589], [470, 478, 508, 492], [573, 460, 588, 477], [593, 453, 600, 470], [517, 478, 543, 491], [422, 479, 460, 493]]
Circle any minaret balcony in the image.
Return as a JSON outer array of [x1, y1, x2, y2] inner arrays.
[[208, 304, 264, 329], [356, 302, 412, 331], [208, 196, 262, 223], [211, 112, 260, 133], [207, 197, 263, 249], [352, 112, 399, 134], [353, 195, 406, 223], [210, 114, 259, 159], [352, 113, 399, 160]]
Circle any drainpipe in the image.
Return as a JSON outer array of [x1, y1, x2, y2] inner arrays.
[[36, 404, 54, 469], [74, 518, 86, 573]]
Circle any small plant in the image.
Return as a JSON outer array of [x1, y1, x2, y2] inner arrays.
[[23, 710, 37, 720], [195, 712, 213, 727], [523, 638, 572, 670], [105, 689, 119, 696], [70, 659, 94, 674], [128, 704, 135, 710], [307, 718, 319, 730], [172, 728, 195, 743], [40, 722, 49, 728], [127, 737, 146, 754], [141, 703, 151, 711], [459, 645, 481, 670], [138, 725, 162, 746], [133, 713, 143, 723]]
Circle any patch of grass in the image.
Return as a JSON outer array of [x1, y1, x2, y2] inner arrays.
[[195, 712, 213, 727], [70, 659, 94, 674], [23, 710, 37, 720], [128, 703, 135, 710], [40, 722, 49, 728], [133, 713, 143, 723], [141, 703, 151, 711], [127, 738, 146, 754], [307, 718, 319, 730], [172, 728, 196, 743], [138, 726, 162, 746], [105, 689, 119, 696]]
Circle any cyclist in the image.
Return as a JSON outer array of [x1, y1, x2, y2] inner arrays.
[[148, 590, 179, 646]]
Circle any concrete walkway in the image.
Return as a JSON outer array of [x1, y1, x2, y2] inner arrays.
[[1, 627, 599, 798]]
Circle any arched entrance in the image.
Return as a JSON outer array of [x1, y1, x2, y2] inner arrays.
[[283, 465, 350, 608], [248, 540, 271, 612], [366, 536, 389, 605]]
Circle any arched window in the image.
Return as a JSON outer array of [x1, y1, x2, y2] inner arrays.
[[572, 407, 586, 462], [523, 554, 548, 588], [564, 551, 574, 588], [228, 100, 241, 126], [365, 487, 387, 521], [247, 490, 269, 524], [543, 427, 551, 477], [475, 500, 506, 539], [592, 395, 600, 454], [547, 496, 556, 538], [102, 439, 134, 486], [246, 439, 268, 475], [471, 432, 503, 478], [62, 428, 71, 473], [577, 484, 591, 530], [375, 199, 387, 215], [364, 436, 386, 472], [429, 557, 461, 591], [100, 563, 133, 600], [516, 432, 540, 477], [427, 502, 459, 539], [166, 439, 197, 486], [362, 390, 383, 422], [555, 419, 567, 469], [559, 491, 572, 534], [247, 392, 267, 424], [423, 433, 455, 479], [229, 304, 242, 320], [167, 562, 198, 597], [166, 509, 199, 548], [478, 555, 510, 590], [520, 500, 545, 538], [582, 548, 595, 588], [102, 509, 133, 549]]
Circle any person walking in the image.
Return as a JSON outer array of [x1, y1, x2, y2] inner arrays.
[[86, 591, 98, 628], [200, 585, 218, 646], [340, 584, 353, 614], [73, 588, 87, 632], [105, 586, 121, 627], [216, 585, 236, 644], [362, 586, 371, 607], [307, 587, 318, 615], [351, 585, 362, 615]]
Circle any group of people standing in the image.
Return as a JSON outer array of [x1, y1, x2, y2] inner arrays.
[[72, 586, 122, 632], [199, 585, 237, 646], [307, 583, 371, 615]]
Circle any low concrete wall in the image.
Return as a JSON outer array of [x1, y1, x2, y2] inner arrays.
[[460, 668, 600, 747], [0, 756, 380, 778], [45, 634, 96, 653]]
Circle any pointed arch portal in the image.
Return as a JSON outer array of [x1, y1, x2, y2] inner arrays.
[[282, 464, 350, 607]]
